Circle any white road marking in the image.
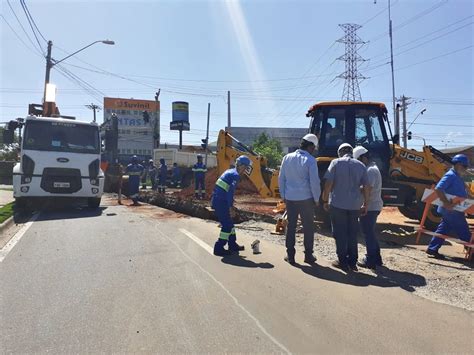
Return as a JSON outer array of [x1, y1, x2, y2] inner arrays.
[[0, 213, 39, 263], [179, 228, 213, 255], [162, 226, 290, 354]]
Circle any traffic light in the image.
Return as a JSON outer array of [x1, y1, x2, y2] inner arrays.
[[142, 110, 150, 123], [201, 138, 208, 150], [407, 131, 412, 140]]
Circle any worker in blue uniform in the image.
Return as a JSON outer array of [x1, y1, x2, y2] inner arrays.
[[148, 159, 158, 191], [427, 154, 472, 259], [141, 160, 148, 189], [158, 158, 167, 194], [211, 155, 252, 256], [172, 163, 181, 188], [192, 154, 207, 199], [126, 155, 144, 206]]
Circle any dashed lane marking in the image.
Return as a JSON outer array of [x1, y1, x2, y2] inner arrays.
[[179, 228, 214, 255]]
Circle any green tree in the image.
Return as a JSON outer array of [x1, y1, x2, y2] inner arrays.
[[252, 133, 284, 169], [0, 127, 19, 161]]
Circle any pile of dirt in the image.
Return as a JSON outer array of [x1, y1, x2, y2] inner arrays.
[[140, 190, 275, 224], [172, 168, 258, 199]]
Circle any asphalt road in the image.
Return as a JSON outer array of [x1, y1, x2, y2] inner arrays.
[[1, 197, 472, 354]]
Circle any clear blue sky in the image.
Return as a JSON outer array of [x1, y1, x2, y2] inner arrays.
[[1, 0, 473, 148]]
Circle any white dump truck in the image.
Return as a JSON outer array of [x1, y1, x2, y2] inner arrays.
[[153, 148, 217, 187], [7, 115, 104, 209]]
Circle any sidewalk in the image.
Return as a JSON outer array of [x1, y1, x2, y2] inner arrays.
[[0, 185, 14, 207]]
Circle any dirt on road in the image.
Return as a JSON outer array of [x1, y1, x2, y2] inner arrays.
[[125, 192, 473, 311]]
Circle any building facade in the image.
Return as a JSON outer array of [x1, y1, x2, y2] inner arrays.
[[226, 127, 309, 153], [103, 97, 159, 161]]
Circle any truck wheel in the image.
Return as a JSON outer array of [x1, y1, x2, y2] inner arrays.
[[88, 198, 101, 208], [13, 198, 32, 222], [14, 198, 32, 213]]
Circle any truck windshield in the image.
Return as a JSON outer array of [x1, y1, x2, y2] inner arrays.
[[23, 120, 100, 154]]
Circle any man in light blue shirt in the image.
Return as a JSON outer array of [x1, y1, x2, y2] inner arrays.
[[279, 134, 321, 265]]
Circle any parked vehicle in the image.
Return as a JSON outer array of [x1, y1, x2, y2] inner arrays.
[[4, 115, 104, 210]]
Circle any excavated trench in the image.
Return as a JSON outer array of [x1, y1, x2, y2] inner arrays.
[[140, 191, 276, 224]]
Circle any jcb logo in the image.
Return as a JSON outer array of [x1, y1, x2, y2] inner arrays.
[[400, 151, 424, 164]]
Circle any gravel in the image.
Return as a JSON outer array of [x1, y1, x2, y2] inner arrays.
[[235, 219, 474, 311]]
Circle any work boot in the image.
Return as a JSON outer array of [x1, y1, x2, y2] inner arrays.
[[284, 254, 296, 265], [331, 260, 349, 272], [304, 254, 317, 264], [357, 260, 376, 270], [213, 240, 231, 256], [228, 234, 245, 252], [426, 249, 445, 260]]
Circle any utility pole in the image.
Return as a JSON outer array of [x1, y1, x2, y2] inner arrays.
[[388, 0, 397, 130], [43, 40, 53, 103], [227, 91, 231, 132], [205, 103, 210, 167], [154, 90, 160, 149], [397, 95, 412, 148], [395, 103, 400, 144], [401, 95, 407, 148], [85, 103, 101, 122]]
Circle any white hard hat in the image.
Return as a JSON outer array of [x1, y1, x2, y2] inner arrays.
[[302, 133, 319, 146], [337, 143, 353, 153], [353, 146, 369, 160]]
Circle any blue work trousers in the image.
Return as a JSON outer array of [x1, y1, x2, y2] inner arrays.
[[359, 211, 382, 266], [330, 206, 360, 267], [213, 199, 234, 241], [428, 210, 471, 251], [195, 176, 205, 197], [285, 199, 315, 257]]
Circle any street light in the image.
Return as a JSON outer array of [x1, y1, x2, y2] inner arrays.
[[43, 39, 115, 102], [407, 108, 427, 131]]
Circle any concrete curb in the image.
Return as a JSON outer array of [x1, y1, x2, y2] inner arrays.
[[0, 216, 14, 233]]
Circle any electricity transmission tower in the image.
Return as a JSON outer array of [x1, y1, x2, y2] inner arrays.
[[337, 23, 367, 101]]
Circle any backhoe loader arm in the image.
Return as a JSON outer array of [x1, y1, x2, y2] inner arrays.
[[216, 130, 280, 198]]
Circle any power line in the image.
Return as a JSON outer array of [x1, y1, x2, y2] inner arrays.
[[20, 0, 47, 42], [54, 65, 105, 104], [0, 14, 43, 57], [365, 21, 474, 70], [407, 122, 473, 127], [368, 0, 448, 43], [5, 0, 44, 55], [370, 45, 473, 78], [368, 15, 473, 62], [361, 0, 399, 26], [19, 0, 45, 53]]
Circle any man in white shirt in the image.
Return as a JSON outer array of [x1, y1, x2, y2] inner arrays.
[[353, 146, 383, 269]]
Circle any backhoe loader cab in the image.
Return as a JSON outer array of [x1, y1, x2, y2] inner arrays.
[[307, 102, 392, 178]]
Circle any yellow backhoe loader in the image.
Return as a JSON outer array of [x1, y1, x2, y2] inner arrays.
[[217, 101, 469, 230]]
